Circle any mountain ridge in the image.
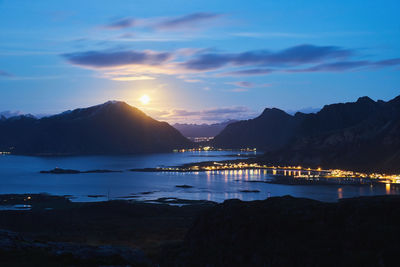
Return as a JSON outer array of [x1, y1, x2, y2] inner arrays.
[[0, 101, 191, 155], [173, 120, 237, 138], [213, 95, 400, 172]]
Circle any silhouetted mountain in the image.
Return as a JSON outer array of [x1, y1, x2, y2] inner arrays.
[[213, 95, 400, 172], [173, 120, 237, 138], [0, 101, 191, 155], [212, 108, 301, 151], [0, 110, 24, 119]]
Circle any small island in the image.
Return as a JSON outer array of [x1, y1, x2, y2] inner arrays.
[[40, 167, 121, 174], [175, 185, 194, 188]]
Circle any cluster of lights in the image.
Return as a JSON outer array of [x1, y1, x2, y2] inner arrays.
[[188, 137, 214, 143], [173, 146, 213, 152], [156, 161, 400, 184], [173, 147, 257, 153]]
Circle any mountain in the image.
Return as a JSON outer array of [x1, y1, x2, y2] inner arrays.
[[0, 101, 191, 155], [173, 120, 237, 138], [212, 108, 301, 151], [213, 95, 400, 172], [0, 110, 25, 119]]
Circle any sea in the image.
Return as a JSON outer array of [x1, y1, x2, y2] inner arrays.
[[0, 150, 398, 202]]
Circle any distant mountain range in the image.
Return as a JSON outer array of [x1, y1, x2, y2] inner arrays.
[[213, 95, 400, 172], [173, 120, 237, 138], [0, 110, 25, 119], [0, 101, 191, 155]]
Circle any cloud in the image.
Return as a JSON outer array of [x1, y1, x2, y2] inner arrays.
[[62, 45, 400, 80], [375, 58, 400, 67], [108, 75, 155, 81], [63, 50, 172, 68], [104, 18, 135, 30], [184, 79, 203, 83], [227, 81, 255, 88], [220, 57, 400, 76], [154, 12, 222, 30], [225, 81, 271, 89], [169, 109, 200, 116], [0, 70, 14, 77], [219, 68, 275, 76], [150, 106, 255, 123], [202, 106, 250, 115], [183, 44, 353, 71], [102, 13, 222, 32], [287, 58, 400, 73], [288, 61, 370, 73]]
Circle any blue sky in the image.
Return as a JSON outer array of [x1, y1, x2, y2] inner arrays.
[[0, 0, 399, 123]]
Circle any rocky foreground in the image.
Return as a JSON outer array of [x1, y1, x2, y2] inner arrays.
[[1, 194, 399, 266]]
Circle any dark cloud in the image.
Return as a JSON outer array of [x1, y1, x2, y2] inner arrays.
[[101, 13, 221, 32], [183, 53, 232, 70], [219, 56, 400, 76], [289, 61, 370, 72], [104, 18, 135, 30], [170, 109, 200, 116], [160, 106, 254, 123], [288, 58, 400, 73], [229, 81, 254, 88], [202, 106, 249, 115], [220, 68, 275, 76], [169, 107, 249, 117], [259, 44, 352, 65], [0, 70, 13, 77], [63, 50, 172, 68], [183, 45, 353, 71], [62, 45, 400, 78], [375, 58, 400, 67], [156, 12, 221, 30]]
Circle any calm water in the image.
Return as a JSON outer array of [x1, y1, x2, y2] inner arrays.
[[0, 151, 398, 202]]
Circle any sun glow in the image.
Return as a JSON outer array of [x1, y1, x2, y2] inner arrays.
[[139, 94, 150, 105]]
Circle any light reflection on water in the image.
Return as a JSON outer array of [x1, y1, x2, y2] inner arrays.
[[0, 204, 32, 211], [338, 188, 343, 199], [0, 151, 399, 203], [386, 183, 391, 195]]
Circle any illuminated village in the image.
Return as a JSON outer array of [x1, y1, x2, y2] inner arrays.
[[161, 147, 400, 184]]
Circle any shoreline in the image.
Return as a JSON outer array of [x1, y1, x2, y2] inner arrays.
[[39, 165, 400, 187]]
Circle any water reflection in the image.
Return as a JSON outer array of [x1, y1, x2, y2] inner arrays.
[[1, 151, 400, 203], [204, 169, 268, 183], [338, 187, 343, 199]]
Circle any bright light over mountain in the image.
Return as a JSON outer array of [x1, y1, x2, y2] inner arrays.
[[139, 95, 150, 105]]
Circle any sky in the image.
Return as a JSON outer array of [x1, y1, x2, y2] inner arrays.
[[0, 0, 399, 123]]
